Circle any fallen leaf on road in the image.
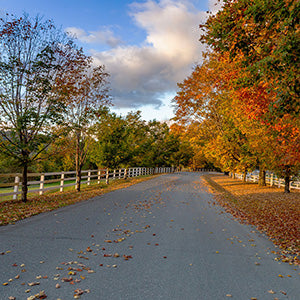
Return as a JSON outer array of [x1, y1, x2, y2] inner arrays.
[[61, 277, 73, 282], [74, 288, 84, 295], [268, 290, 275, 294], [28, 282, 40, 286], [226, 295, 232, 297], [280, 290, 287, 295]]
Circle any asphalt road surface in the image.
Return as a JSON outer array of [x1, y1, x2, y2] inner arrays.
[[0, 172, 299, 300]]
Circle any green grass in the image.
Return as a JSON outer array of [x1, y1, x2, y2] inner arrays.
[[0, 178, 114, 202]]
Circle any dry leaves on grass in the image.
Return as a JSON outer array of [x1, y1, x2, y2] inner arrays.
[[203, 174, 300, 265]]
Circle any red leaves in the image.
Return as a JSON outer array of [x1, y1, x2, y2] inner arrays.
[[61, 277, 73, 282], [123, 255, 132, 261]]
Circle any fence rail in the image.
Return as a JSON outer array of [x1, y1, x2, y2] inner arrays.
[[0, 167, 175, 200], [232, 172, 300, 190]]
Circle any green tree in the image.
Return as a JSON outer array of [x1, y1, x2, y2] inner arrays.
[[0, 14, 82, 201], [62, 58, 111, 191]]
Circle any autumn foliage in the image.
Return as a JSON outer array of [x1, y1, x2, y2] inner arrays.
[[173, 0, 300, 192]]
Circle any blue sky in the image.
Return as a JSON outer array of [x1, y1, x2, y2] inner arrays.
[[0, 0, 222, 121]]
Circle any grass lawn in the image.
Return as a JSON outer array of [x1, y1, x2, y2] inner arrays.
[[202, 173, 300, 265], [0, 179, 79, 202]]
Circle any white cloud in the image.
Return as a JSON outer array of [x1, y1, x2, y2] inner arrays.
[[65, 27, 123, 48], [208, 0, 224, 14], [91, 0, 209, 109]]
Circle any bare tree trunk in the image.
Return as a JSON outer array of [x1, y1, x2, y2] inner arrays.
[[21, 161, 28, 202]]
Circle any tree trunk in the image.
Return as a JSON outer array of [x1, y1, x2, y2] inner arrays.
[[21, 162, 28, 203], [243, 167, 247, 182], [283, 165, 291, 193], [284, 175, 290, 193], [258, 169, 266, 186], [75, 132, 81, 192]]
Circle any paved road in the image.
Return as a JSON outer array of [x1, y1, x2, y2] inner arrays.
[[0, 173, 299, 300]]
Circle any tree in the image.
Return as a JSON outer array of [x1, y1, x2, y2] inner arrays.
[[0, 14, 82, 202], [200, 0, 300, 192], [62, 57, 111, 191], [89, 110, 134, 169]]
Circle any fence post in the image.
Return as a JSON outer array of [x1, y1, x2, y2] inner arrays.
[[39, 174, 45, 195], [87, 171, 91, 185], [124, 168, 128, 180], [13, 175, 20, 200], [119, 169, 121, 179], [98, 170, 101, 184], [270, 173, 274, 186], [106, 168, 109, 185], [113, 169, 116, 180], [60, 172, 65, 192]]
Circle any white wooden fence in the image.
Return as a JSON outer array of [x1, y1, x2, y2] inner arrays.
[[0, 167, 175, 200], [232, 172, 300, 190]]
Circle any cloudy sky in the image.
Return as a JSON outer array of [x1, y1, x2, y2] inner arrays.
[[0, 0, 222, 121]]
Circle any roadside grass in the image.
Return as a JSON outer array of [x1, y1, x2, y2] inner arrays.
[[202, 174, 300, 265], [0, 179, 79, 203], [0, 175, 159, 226]]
